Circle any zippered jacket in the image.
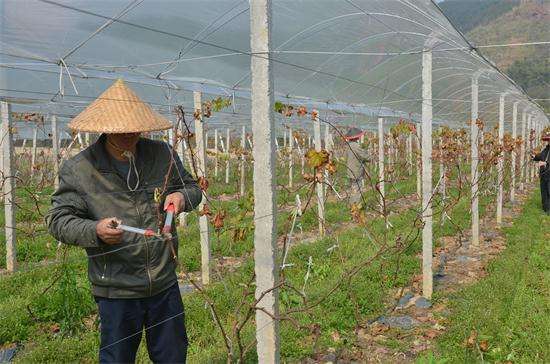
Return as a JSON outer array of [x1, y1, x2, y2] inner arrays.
[[46, 135, 202, 298], [534, 145, 550, 180]]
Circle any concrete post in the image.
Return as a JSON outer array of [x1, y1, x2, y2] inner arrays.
[[225, 128, 231, 185], [378, 117, 385, 212], [496, 94, 505, 225], [511, 102, 518, 202], [471, 74, 480, 247], [177, 119, 187, 228], [214, 129, 219, 178], [520, 110, 527, 190], [288, 126, 293, 188], [407, 133, 413, 176], [250, 0, 280, 360], [1, 102, 16, 271], [193, 91, 211, 285], [313, 111, 325, 237], [421, 48, 433, 299], [51, 115, 59, 190], [527, 115, 532, 183], [416, 124, 422, 200], [439, 132, 446, 198], [240, 125, 246, 196], [31, 125, 38, 177]]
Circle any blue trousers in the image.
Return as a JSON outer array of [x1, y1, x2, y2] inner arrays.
[[95, 283, 188, 363]]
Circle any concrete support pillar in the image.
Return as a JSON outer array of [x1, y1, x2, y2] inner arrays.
[[527, 115, 532, 183], [177, 118, 187, 228], [1, 102, 16, 272], [470, 75, 481, 247], [416, 125, 422, 200], [225, 128, 231, 185], [421, 49, 433, 299], [240, 125, 246, 196], [288, 126, 293, 188], [496, 94, 505, 225], [214, 129, 219, 178], [439, 132, 446, 199], [510, 102, 518, 202], [51, 115, 59, 190], [407, 133, 413, 176], [250, 0, 280, 360], [31, 125, 38, 177], [378, 117, 385, 212], [193, 91, 211, 285], [313, 111, 325, 237], [520, 110, 527, 190]]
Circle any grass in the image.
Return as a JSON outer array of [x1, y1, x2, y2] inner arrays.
[[0, 152, 534, 362], [419, 189, 550, 363]]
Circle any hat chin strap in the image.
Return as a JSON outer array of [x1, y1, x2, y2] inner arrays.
[[107, 138, 140, 192]]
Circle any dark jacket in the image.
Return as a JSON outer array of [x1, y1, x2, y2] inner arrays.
[[346, 141, 370, 181], [46, 135, 202, 298], [533, 145, 550, 180]]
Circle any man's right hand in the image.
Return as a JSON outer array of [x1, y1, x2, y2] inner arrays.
[[96, 218, 123, 245]]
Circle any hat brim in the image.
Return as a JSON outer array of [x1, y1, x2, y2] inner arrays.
[[344, 131, 366, 141]]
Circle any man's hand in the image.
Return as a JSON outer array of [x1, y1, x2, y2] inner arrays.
[[96, 218, 123, 245], [164, 192, 185, 214], [538, 161, 547, 168]]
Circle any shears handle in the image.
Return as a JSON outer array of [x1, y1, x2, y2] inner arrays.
[[162, 203, 175, 234]]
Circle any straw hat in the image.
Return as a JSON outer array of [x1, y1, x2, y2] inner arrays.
[[344, 127, 365, 141], [68, 79, 172, 133]]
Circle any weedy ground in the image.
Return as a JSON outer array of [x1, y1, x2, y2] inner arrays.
[[419, 191, 550, 364], [0, 155, 547, 363]]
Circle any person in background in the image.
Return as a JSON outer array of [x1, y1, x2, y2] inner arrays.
[[533, 132, 550, 215], [344, 127, 369, 205], [46, 79, 202, 363]]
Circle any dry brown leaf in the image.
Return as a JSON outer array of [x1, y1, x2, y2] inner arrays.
[[464, 330, 477, 348], [424, 329, 439, 339], [479, 339, 489, 352]]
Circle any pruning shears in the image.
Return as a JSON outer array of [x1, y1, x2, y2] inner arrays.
[[109, 203, 175, 238]]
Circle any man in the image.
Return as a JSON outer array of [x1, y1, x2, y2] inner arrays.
[[344, 127, 369, 205], [533, 132, 550, 215], [46, 79, 202, 363]]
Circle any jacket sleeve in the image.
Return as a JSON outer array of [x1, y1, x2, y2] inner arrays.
[[355, 145, 370, 162], [167, 149, 203, 212], [45, 161, 100, 248], [533, 147, 548, 162]]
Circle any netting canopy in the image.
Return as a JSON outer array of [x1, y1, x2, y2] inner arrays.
[[1, 0, 547, 132]]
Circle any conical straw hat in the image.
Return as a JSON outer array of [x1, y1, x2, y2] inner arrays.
[[68, 79, 172, 133]]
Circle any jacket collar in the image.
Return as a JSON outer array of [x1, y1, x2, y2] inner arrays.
[[89, 134, 146, 175]]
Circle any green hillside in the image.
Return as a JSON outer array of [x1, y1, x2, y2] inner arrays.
[[440, 0, 549, 113], [438, 0, 520, 33]]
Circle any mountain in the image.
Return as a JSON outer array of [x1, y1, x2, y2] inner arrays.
[[439, 0, 550, 113], [438, 0, 520, 33]]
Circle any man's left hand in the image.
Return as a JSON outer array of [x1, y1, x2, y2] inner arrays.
[[164, 192, 185, 214]]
